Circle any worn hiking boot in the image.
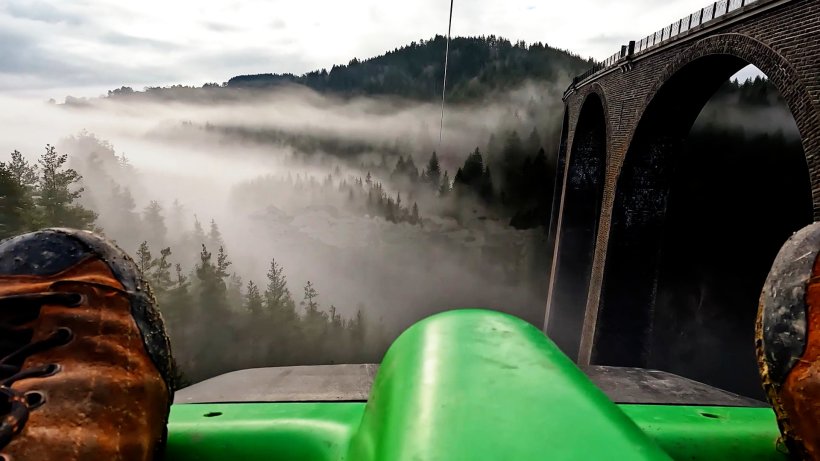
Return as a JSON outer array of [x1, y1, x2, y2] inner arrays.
[[0, 228, 174, 461], [758, 222, 820, 460]]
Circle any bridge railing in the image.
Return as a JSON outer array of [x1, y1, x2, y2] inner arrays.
[[572, 0, 759, 86]]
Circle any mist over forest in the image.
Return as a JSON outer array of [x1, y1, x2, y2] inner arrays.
[[0, 35, 800, 387]]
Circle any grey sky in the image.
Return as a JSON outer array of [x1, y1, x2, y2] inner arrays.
[[0, 0, 756, 97]]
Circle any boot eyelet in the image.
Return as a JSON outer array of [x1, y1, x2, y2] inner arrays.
[[53, 327, 74, 345], [24, 391, 45, 409], [43, 363, 61, 376], [65, 293, 85, 307]]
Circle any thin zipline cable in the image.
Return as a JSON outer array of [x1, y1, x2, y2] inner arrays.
[[438, 0, 454, 149]]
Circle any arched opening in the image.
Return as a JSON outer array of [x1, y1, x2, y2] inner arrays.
[[548, 94, 606, 360], [594, 55, 812, 398]]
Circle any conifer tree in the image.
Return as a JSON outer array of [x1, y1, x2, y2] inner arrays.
[[424, 151, 441, 190], [208, 219, 224, 250], [7, 150, 38, 192], [136, 241, 156, 275], [36, 144, 97, 229], [0, 162, 33, 238], [439, 170, 451, 196], [245, 280, 264, 315], [143, 200, 167, 247]]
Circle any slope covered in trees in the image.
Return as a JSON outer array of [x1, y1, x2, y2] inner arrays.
[[227, 36, 590, 100], [94, 36, 590, 104], [0, 139, 391, 386]]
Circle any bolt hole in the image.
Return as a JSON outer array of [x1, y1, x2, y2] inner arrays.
[[24, 391, 45, 409], [203, 412, 222, 418], [700, 412, 720, 419]]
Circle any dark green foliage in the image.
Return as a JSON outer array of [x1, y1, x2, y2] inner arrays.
[[92, 36, 588, 104], [224, 36, 589, 101], [453, 147, 494, 203], [0, 161, 34, 239], [36, 145, 97, 229], [423, 151, 441, 191], [439, 170, 451, 196], [152, 247, 174, 293], [6, 150, 38, 191], [0, 146, 96, 238], [713, 75, 782, 106]]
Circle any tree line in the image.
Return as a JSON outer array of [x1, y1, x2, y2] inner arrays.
[[0, 145, 389, 387]]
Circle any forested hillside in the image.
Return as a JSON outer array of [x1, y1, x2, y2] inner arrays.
[[94, 36, 590, 103]]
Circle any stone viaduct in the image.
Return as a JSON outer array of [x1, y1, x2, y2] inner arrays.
[[544, 0, 820, 390]]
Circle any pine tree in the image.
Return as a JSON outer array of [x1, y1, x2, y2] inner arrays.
[[7, 150, 38, 192], [216, 246, 232, 279], [461, 147, 485, 184], [439, 170, 451, 196], [411, 202, 420, 224], [264, 257, 299, 365], [143, 200, 167, 247], [302, 281, 319, 315], [424, 151, 441, 190], [0, 162, 33, 238], [196, 244, 228, 312], [301, 280, 327, 361], [36, 144, 97, 229], [194, 244, 231, 377], [208, 219, 224, 250], [245, 281, 264, 315], [150, 247, 173, 294], [136, 241, 156, 275], [265, 258, 292, 311]]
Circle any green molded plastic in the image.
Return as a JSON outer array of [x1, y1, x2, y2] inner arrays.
[[165, 309, 784, 460], [620, 405, 786, 460]]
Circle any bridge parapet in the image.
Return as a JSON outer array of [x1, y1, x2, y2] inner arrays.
[[568, 0, 765, 95]]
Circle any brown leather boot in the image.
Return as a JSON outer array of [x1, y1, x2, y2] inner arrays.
[[0, 228, 174, 461], [758, 222, 820, 460]]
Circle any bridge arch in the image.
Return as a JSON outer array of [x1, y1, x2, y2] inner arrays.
[[547, 90, 608, 360], [592, 33, 815, 396], [623, 34, 820, 202]]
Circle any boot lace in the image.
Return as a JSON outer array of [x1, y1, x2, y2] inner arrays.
[[0, 292, 82, 449]]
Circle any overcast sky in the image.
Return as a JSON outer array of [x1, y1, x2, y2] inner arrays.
[[1, 0, 759, 98]]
